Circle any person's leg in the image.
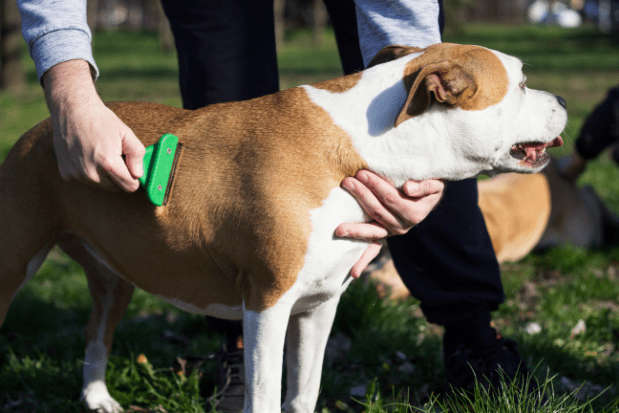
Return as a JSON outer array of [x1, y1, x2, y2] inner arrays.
[[349, 0, 528, 392], [387, 179, 503, 344], [574, 85, 619, 161], [558, 85, 619, 180], [330, 0, 508, 362], [160, 0, 280, 109], [388, 179, 530, 391], [159, 1, 279, 410], [322, 0, 365, 75]]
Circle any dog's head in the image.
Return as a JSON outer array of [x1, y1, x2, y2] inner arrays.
[[370, 43, 566, 178]]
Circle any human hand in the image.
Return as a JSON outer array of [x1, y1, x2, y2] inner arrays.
[[43, 60, 145, 192], [335, 170, 445, 278]]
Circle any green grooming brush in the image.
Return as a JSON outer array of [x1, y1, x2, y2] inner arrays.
[[139, 133, 181, 206]]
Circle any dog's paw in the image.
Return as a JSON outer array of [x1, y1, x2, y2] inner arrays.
[[82, 383, 123, 413], [84, 397, 123, 413]]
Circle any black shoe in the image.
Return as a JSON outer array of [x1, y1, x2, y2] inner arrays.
[[444, 331, 532, 394], [209, 344, 245, 413]]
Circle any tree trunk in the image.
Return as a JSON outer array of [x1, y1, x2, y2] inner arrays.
[[274, 0, 286, 50], [0, 0, 26, 92], [312, 0, 328, 46], [154, 0, 173, 53], [87, 0, 99, 32]]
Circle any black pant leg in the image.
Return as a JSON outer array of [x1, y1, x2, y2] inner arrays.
[[387, 179, 505, 325], [575, 85, 619, 160], [160, 0, 280, 109], [324, 0, 503, 326], [159, 0, 280, 346], [322, 0, 365, 75]]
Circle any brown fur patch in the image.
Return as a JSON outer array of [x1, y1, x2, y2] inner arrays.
[[9, 85, 367, 313], [478, 172, 551, 263], [312, 72, 362, 93], [367, 45, 423, 68], [403, 43, 509, 112]]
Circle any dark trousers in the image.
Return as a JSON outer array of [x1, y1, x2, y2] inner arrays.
[[159, 0, 363, 107], [159, 0, 504, 338], [575, 85, 619, 161]]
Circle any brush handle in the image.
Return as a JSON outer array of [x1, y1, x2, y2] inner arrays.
[[139, 133, 179, 206]]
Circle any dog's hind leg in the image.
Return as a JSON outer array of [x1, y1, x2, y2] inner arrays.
[[59, 237, 135, 413], [282, 297, 340, 413], [0, 146, 59, 326], [0, 241, 54, 326]]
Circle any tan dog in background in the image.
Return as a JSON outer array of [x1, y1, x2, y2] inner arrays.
[[370, 156, 619, 300]]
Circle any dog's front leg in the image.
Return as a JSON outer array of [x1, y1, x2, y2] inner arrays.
[[242, 300, 292, 413], [282, 297, 340, 413]]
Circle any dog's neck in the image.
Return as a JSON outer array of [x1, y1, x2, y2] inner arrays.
[[302, 56, 485, 187]]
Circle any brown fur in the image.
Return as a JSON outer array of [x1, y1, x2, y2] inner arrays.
[[378, 44, 509, 125], [1, 43, 514, 318], [0, 86, 367, 315], [478, 173, 551, 263], [367, 45, 423, 68], [312, 72, 362, 93]]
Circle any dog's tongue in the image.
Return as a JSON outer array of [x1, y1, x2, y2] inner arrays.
[[522, 136, 563, 161], [522, 143, 544, 162]]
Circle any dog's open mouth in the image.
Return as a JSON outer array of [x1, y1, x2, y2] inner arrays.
[[510, 136, 563, 168]]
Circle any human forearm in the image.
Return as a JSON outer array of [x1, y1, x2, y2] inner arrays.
[[43, 60, 145, 192]]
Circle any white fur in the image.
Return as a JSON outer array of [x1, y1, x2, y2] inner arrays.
[[81, 270, 123, 413], [241, 186, 367, 412], [303, 49, 567, 186]]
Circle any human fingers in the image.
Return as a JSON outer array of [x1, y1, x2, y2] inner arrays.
[[350, 241, 382, 279], [360, 171, 444, 230], [99, 150, 141, 192], [121, 126, 145, 180], [341, 173, 407, 235], [402, 179, 445, 198], [334, 220, 389, 241]]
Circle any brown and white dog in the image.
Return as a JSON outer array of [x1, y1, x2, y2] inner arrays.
[[0, 43, 566, 413]]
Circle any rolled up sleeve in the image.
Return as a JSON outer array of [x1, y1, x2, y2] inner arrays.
[[18, 0, 99, 81]]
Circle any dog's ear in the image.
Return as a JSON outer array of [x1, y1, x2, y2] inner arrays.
[[395, 60, 477, 127], [367, 45, 423, 68]]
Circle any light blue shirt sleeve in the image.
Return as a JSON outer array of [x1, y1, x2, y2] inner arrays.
[[17, 0, 99, 82], [355, 0, 442, 67]]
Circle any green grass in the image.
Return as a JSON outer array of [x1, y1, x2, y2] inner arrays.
[[2, 24, 619, 412]]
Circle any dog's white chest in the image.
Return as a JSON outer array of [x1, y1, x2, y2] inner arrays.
[[286, 186, 369, 314]]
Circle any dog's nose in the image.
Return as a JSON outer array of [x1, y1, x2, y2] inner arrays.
[[555, 95, 567, 109]]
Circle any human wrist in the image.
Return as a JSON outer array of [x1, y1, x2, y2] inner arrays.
[[42, 60, 99, 110]]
